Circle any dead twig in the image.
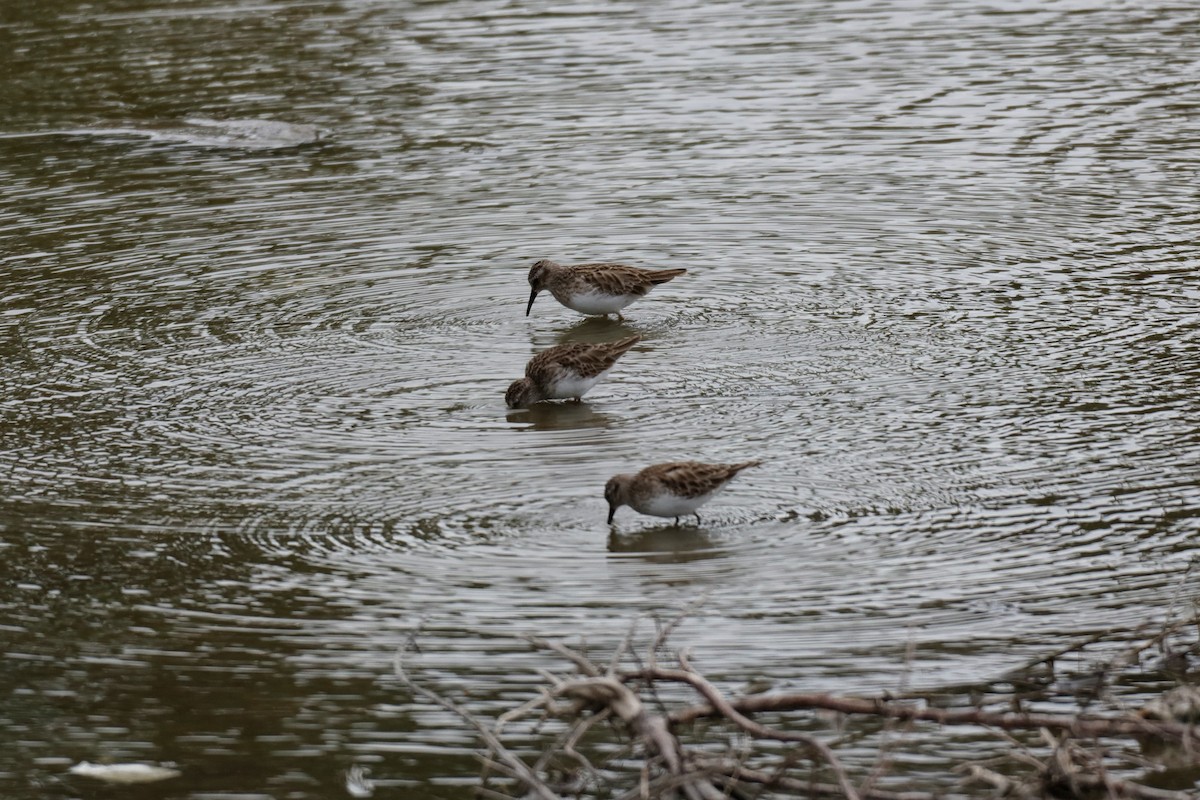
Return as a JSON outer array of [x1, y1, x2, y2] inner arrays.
[[525, 634, 603, 678], [394, 645, 562, 800], [961, 739, 1191, 800], [650, 594, 710, 671], [643, 650, 862, 800], [1017, 562, 1200, 681], [859, 636, 919, 799], [403, 599, 1200, 800], [706, 761, 947, 800], [612, 615, 644, 678], [560, 706, 611, 782], [664, 689, 1200, 745], [548, 675, 726, 800]]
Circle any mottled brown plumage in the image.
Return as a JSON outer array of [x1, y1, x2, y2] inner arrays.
[[525, 259, 687, 319], [605, 460, 761, 524], [505, 335, 641, 407]]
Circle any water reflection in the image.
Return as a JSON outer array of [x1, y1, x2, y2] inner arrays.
[[607, 525, 727, 564], [505, 401, 616, 430], [551, 315, 644, 344]]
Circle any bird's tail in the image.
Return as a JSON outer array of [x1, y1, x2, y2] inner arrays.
[[649, 268, 687, 284], [609, 335, 642, 353]]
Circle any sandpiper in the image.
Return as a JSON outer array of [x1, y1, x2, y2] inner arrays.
[[604, 460, 761, 524], [524, 260, 687, 320], [506, 335, 641, 407]]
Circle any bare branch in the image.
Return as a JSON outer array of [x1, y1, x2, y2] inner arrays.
[[654, 652, 861, 800], [560, 706, 611, 785], [664, 688, 1200, 745], [710, 761, 947, 800], [524, 635, 602, 678], [401, 604, 1200, 800], [394, 647, 562, 800], [610, 614, 643, 677]]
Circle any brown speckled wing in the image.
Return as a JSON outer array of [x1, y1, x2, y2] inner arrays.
[[571, 264, 687, 297], [526, 336, 640, 382], [642, 460, 760, 498]]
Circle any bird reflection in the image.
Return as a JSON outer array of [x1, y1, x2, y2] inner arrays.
[[505, 401, 614, 431], [553, 315, 642, 345], [607, 525, 726, 564]]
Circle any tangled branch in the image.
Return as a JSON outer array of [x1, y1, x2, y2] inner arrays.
[[396, 604, 1200, 799]]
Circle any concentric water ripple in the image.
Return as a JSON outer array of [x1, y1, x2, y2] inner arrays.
[[3, 0, 1200, 797]]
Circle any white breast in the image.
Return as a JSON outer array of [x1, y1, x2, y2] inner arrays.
[[544, 368, 611, 400], [564, 289, 637, 315], [634, 491, 714, 518]]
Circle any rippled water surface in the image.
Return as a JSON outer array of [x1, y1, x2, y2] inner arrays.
[[3, 0, 1200, 796]]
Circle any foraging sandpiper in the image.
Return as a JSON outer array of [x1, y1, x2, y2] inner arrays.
[[506, 335, 641, 407], [524, 260, 686, 320], [604, 460, 761, 524]]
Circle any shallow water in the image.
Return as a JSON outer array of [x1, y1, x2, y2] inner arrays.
[[2, 0, 1199, 796]]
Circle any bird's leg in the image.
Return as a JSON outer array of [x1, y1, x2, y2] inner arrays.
[[572, 396, 582, 403], [693, 512, 702, 525], [616, 311, 625, 321], [673, 516, 680, 525]]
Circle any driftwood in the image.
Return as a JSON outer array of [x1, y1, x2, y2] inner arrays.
[[663, 686, 1200, 745], [396, 605, 1200, 800]]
